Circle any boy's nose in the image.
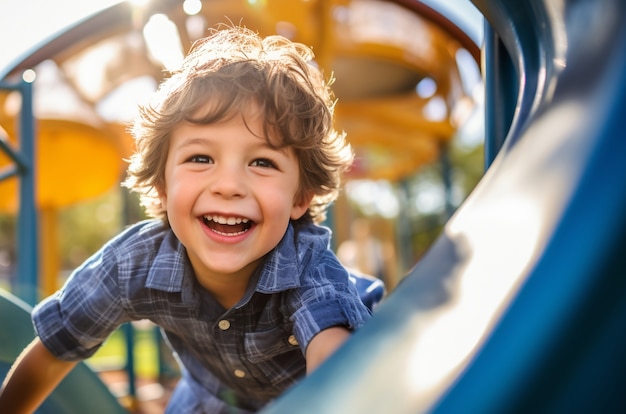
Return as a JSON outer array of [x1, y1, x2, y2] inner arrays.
[[208, 164, 246, 198]]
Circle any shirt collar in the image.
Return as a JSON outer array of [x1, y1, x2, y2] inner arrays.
[[255, 221, 332, 294], [145, 228, 191, 294], [143, 221, 332, 297]]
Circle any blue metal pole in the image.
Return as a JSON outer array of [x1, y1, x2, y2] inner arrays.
[[117, 186, 138, 400], [483, 21, 517, 171], [0, 78, 39, 305], [122, 323, 137, 400], [16, 78, 39, 305]]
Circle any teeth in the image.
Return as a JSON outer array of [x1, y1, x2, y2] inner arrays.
[[208, 215, 250, 225], [213, 229, 247, 237]]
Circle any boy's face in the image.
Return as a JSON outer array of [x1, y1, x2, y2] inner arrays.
[[158, 103, 311, 284]]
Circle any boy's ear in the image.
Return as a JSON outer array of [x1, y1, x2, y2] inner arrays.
[[290, 191, 314, 220]]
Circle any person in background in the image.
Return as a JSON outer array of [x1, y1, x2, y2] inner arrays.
[[338, 217, 395, 290]]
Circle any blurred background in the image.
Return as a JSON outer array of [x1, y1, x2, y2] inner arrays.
[[0, 0, 484, 411]]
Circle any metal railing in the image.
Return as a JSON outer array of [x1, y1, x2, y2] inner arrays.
[[0, 77, 38, 305]]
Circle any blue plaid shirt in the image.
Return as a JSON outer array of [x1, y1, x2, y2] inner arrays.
[[33, 220, 371, 413]]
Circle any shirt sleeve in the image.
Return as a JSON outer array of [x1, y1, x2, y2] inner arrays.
[[32, 244, 128, 361], [287, 251, 372, 353]]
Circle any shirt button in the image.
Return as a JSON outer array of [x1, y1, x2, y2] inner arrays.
[[288, 335, 299, 346], [233, 369, 246, 378], [218, 320, 231, 330]]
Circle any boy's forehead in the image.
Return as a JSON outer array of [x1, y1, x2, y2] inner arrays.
[[190, 96, 260, 118], [184, 100, 289, 148]]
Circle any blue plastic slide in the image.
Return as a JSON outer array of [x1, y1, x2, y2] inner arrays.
[[262, 0, 626, 412], [0, 289, 126, 413]]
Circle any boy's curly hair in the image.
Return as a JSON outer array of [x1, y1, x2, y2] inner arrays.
[[123, 25, 352, 225]]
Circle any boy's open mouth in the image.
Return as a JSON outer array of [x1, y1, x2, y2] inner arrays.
[[202, 215, 253, 236]]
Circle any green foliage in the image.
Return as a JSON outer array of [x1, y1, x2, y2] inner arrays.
[[58, 188, 123, 270]]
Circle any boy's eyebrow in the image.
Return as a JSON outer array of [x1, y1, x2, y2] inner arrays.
[[173, 136, 210, 150], [253, 140, 293, 157], [174, 135, 291, 155]]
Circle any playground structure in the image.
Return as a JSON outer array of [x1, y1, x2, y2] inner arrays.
[[0, 289, 126, 413], [2, 0, 626, 413]]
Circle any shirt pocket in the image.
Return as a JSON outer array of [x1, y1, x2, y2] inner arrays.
[[244, 327, 305, 387]]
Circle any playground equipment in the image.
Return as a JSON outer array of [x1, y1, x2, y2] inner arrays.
[[0, 80, 37, 303], [5, 0, 624, 412], [262, 0, 626, 412], [0, 116, 126, 300], [0, 289, 126, 413]]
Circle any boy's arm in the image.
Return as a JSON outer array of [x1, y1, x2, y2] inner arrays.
[[305, 326, 351, 374], [0, 337, 78, 414]]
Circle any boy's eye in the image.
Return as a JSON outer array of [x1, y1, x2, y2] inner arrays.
[[250, 158, 276, 168], [187, 155, 212, 163]]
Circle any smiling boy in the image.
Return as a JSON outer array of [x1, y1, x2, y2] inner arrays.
[[0, 26, 373, 413], [163, 101, 309, 310]]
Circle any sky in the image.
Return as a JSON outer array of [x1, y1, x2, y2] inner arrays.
[[0, 0, 123, 72]]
